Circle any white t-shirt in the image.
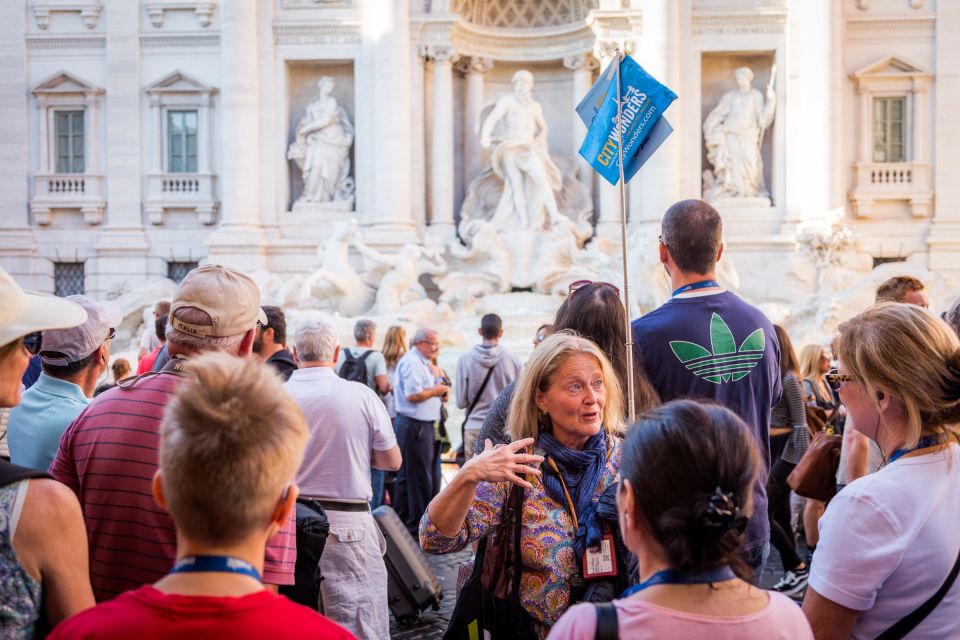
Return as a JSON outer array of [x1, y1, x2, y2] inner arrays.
[[138, 326, 159, 354], [810, 442, 960, 639], [284, 366, 396, 501]]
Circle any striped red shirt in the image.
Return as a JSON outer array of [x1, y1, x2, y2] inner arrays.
[[50, 373, 296, 602]]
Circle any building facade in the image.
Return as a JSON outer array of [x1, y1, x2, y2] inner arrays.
[[0, 0, 957, 325]]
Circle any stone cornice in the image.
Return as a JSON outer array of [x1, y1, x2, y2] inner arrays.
[[140, 33, 220, 48], [451, 19, 596, 62], [272, 21, 361, 45], [845, 14, 935, 35], [26, 35, 105, 49], [692, 12, 787, 36]]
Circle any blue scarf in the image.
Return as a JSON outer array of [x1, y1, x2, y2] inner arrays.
[[539, 431, 609, 559]]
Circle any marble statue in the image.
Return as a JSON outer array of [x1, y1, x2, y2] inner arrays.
[[702, 66, 776, 202], [288, 77, 355, 206], [479, 70, 564, 230], [366, 243, 447, 316], [438, 219, 512, 307], [300, 219, 374, 316]]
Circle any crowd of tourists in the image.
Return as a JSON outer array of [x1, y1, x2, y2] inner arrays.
[[0, 199, 958, 639]]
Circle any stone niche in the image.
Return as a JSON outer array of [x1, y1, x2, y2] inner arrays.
[[700, 51, 777, 205], [460, 60, 581, 214], [285, 60, 355, 211]]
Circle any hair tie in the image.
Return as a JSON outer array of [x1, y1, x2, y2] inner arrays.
[[702, 486, 741, 533]]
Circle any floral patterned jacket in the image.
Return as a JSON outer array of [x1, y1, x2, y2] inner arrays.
[[420, 436, 622, 636]]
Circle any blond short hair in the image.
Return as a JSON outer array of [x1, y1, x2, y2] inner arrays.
[[159, 352, 308, 545], [837, 302, 960, 448], [508, 332, 624, 442]]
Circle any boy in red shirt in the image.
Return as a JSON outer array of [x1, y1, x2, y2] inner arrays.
[[50, 352, 353, 640]]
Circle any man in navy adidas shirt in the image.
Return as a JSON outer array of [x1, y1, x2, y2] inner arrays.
[[632, 199, 781, 578]]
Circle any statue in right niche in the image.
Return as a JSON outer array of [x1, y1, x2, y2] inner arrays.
[[702, 66, 776, 202]]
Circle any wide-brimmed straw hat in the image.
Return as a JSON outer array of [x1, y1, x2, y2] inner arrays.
[[0, 266, 88, 349]]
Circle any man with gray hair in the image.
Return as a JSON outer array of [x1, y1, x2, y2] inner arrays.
[[392, 327, 448, 536], [50, 264, 297, 601], [336, 318, 389, 394], [285, 321, 400, 639]]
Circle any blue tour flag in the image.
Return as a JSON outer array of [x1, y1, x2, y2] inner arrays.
[[578, 54, 677, 186]]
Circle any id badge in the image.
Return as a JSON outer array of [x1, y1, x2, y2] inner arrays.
[[582, 533, 618, 579]]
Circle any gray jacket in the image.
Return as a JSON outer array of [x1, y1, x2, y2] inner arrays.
[[455, 344, 522, 432]]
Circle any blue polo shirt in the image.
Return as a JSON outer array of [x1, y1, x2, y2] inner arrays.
[[394, 349, 441, 422], [8, 372, 89, 471]]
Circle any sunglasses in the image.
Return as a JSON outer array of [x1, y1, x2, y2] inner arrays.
[[826, 369, 853, 389], [568, 280, 620, 296], [106, 328, 116, 341], [22, 332, 42, 356]]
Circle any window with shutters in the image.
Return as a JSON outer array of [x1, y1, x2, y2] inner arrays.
[[872, 97, 906, 163], [167, 110, 198, 173], [54, 110, 85, 174]]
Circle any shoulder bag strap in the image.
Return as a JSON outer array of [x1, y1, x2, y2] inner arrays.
[[509, 484, 526, 606], [594, 602, 619, 640], [360, 350, 372, 361], [465, 364, 497, 421], [877, 541, 960, 640]]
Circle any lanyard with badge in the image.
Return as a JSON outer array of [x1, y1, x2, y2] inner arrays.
[[545, 457, 618, 581], [889, 434, 942, 463]]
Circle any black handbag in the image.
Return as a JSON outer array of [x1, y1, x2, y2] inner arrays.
[[443, 484, 538, 640], [278, 498, 329, 610]]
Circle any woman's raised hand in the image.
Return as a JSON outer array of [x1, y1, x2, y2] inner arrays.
[[464, 438, 544, 489]]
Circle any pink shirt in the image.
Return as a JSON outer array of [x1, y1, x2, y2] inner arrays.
[[547, 592, 812, 640]]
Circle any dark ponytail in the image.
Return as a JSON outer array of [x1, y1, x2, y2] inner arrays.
[[620, 400, 760, 578]]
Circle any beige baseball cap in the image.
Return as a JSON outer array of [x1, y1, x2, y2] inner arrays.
[[39, 295, 123, 366], [169, 264, 268, 338], [0, 266, 88, 349]]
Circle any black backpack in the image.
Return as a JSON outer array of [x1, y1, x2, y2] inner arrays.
[[338, 349, 373, 388]]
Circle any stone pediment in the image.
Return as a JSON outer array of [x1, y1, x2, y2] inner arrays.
[[145, 70, 217, 96], [852, 55, 929, 80], [31, 70, 102, 96]]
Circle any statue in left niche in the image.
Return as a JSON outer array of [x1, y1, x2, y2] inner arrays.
[[288, 77, 355, 207]]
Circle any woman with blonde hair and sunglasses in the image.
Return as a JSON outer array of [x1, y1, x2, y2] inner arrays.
[[0, 267, 95, 636], [421, 332, 627, 637], [803, 303, 960, 639]]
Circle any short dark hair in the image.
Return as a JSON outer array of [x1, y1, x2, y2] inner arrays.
[[660, 199, 723, 275], [480, 314, 502, 339], [261, 306, 287, 345], [156, 315, 167, 343], [875, 275, 925, 303], [43, 352, 96, 379], [621, 400, 759, 578]]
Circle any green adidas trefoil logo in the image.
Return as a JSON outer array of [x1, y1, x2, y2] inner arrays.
[[669, 313, 765, 384]]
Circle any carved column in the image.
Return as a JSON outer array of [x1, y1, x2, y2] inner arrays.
[[207, 0, 265, 267], [461, 56, 492, 189], [36, 96, 49, 173], [360, 0, 416, 246], [564, 53, 596, 192], [593, 43, 622, 241], [149, 95, 162, 174], [425, 45, 459, 238], [198, 93, 211, 174]]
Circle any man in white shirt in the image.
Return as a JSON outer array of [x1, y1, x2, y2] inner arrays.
[[284, 321, 401, 640], [137, 300, 170, 363], [392, 328, 448, 537]]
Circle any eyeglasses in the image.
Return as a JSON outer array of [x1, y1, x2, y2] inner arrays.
[[22, 332, 42, 356], [826, 370, 853, 390], [106, 328, 116, 341], [658, 234, 668, 248], [568, 280, 620, 296]]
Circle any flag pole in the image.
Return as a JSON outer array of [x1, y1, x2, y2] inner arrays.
[[615, 48, 636, 424]]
